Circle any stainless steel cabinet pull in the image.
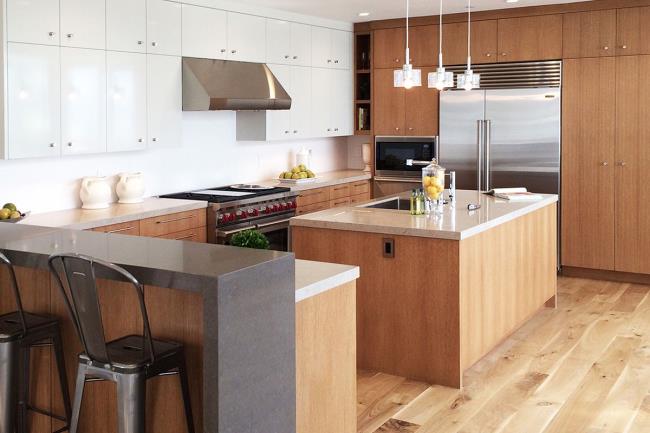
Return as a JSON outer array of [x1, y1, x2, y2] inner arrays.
[[293, 130, 298, 134], [293, 56, 298, 59], [67, 142, 73, 147], [231, 50, 237, 54], [617, 161, 627, 167], [476, 120, 484, 192], [66, 33, 73, 38], [137, 40, 143, 45], [151, 41, 157, 47], [484, 120, 492, 191], [49, 32, 56, 36], [256, 218, 292, 229], [155, 215, 194, 224], [601, 161, 609, 166], [138, 138, 143, 143], [485, 53, 492, 57], [49, 143, 56, 148], [220, 48, 227, 53], [603, 46, 609, 50], [501, 52, 507, 56], [152, 137, 158, 142], [327, 59, 332, 63], [108, 226, 136, 234], [620, 45, 627, 49], [175, 234, 195, 240], [285, 55, 290, 59]]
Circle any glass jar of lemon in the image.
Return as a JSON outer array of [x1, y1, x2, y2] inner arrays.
[[422, 159, 446, 214]]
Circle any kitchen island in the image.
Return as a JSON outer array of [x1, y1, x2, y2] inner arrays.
[[291, 190, 558, 388]]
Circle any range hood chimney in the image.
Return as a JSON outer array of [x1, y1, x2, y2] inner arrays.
[[182, 57, 292, 111]]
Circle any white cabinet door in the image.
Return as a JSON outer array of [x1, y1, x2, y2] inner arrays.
[[60, 0, 106, 49], [107, 0, 146, 53], [311, 26, 331, 68], [7, 43, 61, 159], [7, 0, 59, 45], [60, 48, 107, 155], [148, 55, 182, 148], [266, 19, 292, 65], [182, 4, 227, 60], [310, 68, 331, 137], [107, 52, 147, 152], [267, 64, 292, 141], [147, 0, 181, 56], [331, 30, 352, 70], [291, 23, 312, 67], [331, 69, 353, 136], [227, 12, 266, 63], [290, 67, 312, 139]]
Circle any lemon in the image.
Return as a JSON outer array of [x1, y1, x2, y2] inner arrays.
[[10, 211, 21, 219], [423, 176, 431, 187], [0, 209, 10, 220]]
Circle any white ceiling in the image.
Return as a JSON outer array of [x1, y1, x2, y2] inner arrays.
[[237, 0, 590, 23]]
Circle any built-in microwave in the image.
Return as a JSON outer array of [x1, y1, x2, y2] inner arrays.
[[375, 136, 439, 180]]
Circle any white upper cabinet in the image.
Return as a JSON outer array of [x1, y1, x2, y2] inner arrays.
[[7, 0, 60, 45], [311, 27, 331, 68], [60, 0, 106, 49], [290, 66, 312, 138], [227, 12, 266, 63], [148, 55, 182, 148], [267, 21, 312, 66], [266, 64, 292, 141], [310, 68, 353, 138], [148, 0, 182, 56], [107, 52, 147, 152], [107, 0, 146, 53], [182, 4, 228, 59], [331, 69, 353, 136], [7, 43, 61, 159], [311, 27, 352, 69], [60, 48, 107, 155], [310, 68, 331, 136]]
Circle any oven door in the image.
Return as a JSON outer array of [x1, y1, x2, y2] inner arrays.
[[375, 136, 439, 178], [216, 217, 292, 252]]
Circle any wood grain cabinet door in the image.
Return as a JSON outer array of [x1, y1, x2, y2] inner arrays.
[[563, 10, 616, 58], [561, 58, 616, 270], [409, 25, 438, 67], [614, 55, 650, 274], [405, 68, 438, 136], [443, 20, 497, 66], [373, 27, 405, 69], [617, 7, 650, 56], [373, 68, 405, 135], [497, 15, 563, 62]]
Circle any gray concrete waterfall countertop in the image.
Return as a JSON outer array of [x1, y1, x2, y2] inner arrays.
[[18, 197, 208, 230], [295, 259, 359, 303], [291, 190, 559, 241], [258, 169, 371, 191]]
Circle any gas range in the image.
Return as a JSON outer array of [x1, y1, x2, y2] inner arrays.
[[160, 184, 298, 250]]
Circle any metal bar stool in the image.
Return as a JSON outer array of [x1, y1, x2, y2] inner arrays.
[[48, 253, 195, 433], [0, 251, 72, 433]]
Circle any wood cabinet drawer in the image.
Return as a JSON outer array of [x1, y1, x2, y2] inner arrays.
[[350, 192, 371, 205], [350, 180, 370, 196], [92, 220, 141, 236], [297, 187, 331, 207], [297, 202, 330, 215], [329, 184, 351, 200], [140, 209, 206, 237], [157, 226, 207, 243], [329, 197, 351, 208]]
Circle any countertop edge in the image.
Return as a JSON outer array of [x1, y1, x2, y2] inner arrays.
[[260, 170, 372, 192], [295, 260, 360, 303]]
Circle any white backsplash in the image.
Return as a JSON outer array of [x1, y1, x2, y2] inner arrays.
[[0, 111, 348, 213]]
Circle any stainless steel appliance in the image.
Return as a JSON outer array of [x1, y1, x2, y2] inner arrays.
[[374, 136, 439, 197], [439, 61, 561, 194], [161, 185, 298, 252]]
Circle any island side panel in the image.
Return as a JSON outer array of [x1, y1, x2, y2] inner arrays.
[[458, 203, 558, 371], [296, 281, 357, 433], [292, 227, 462, 388]]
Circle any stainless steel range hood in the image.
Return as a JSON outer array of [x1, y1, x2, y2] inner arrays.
[[182, 57, 292, 111]]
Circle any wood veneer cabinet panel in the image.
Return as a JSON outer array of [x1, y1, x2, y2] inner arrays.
[[442, 20, 498, 65], [329, 183, 351, 200], [92, 220, 141, 236], [617, 7, 650, 55], [561, 58, 616, 270], [497, 14, 563, 61], [405, 67, 439, 136], [296, 186, 330, 207], [409, 25, 439, 66], [563, 10, 617, 58], [157, 226, 207, 243], [140, 209, 206, 237], [615, 55, 650, 274], [373, 27, 405, 68], [373, 68, 406, 135], [296, 282, 356, 433]]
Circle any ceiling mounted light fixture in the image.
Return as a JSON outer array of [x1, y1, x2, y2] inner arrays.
[[428, 0, 454, 90], [358, 12, 370, 17], [456, 0, 480, 91], [394, 0, 421, 89]]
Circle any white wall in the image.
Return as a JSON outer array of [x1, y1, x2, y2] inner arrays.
[[0, 111, 348, 213]]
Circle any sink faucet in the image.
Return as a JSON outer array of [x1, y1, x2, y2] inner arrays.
[[446, 171, 456, 203]]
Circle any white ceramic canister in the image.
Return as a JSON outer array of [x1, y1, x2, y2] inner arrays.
[[80, 177, 112, 210], [116, 172, 145, 204], [296, 147, 312, 168]]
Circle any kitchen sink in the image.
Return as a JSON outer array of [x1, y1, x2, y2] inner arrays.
[[361, 197, 411, 210]]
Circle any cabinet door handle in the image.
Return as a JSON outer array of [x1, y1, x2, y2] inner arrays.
[[485, 53, 492, 57], [617, 161, 627, 167], [293, 55, 298, 59], [284, 55, 290, 59], [395, 127, 400, 131], [601, 161, 609, 166], [231, 50, 237, 54], [151, 41, 157, 47], [138, 138, 143, 143], [108, 226, 136, 234], [603, 46, 609, 51], [152, 137, 158, 142], [174, 234, 195, 240], [501, 52, 507, 57], [49, 32, 56, 37], [408, 127, 414, 131], [293, 130, 298, 134], [620, 45, 628, 49], [220, 48, 227, 53], [49, 143, 56, 148], [66, 33, 73, 38], [137, 40, 144, 45], [67, 142, 73, 147], [327, 59, 332, 63], [334, 60, 339, 64], [155, 215, 194, 224]]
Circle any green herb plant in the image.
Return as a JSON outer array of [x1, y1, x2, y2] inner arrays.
[[229, 229, 271, 250]]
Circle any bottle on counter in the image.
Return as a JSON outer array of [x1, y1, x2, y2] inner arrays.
[[410, 189, 418, 215], [416, 189, 425, 215]]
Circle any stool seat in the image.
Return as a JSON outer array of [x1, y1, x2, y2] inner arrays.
[[0, 311, 58, 342], [78, 335, 182, 372]]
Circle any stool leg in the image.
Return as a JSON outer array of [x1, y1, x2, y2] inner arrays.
[[69, 364, 87, 433], [52, 331, 72, 428], [0, 341, 19, 433], [177, 354, 195, 433], [16, 344, 31, 433], [116, 373, 146, 433]]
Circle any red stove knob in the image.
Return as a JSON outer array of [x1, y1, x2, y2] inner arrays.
[[236, 211, 245, 219], [272, 204, 280, 212], [249, 208, 259, 217], [290, 201, 297, 209]]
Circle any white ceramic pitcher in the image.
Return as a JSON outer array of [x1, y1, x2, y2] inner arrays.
[[116, 172, 145, 204], [80, 177, 112, 210]]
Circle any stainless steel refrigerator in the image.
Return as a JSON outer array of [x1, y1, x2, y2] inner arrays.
[[439, 88, 561, 194]]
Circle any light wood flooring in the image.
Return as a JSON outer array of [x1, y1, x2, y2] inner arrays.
[[357, 277, 650, 433]]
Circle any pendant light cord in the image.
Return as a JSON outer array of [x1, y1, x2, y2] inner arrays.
[[438, 0, 443, 68], [467, 0, 472, 70], [406, 0, 410, 55]]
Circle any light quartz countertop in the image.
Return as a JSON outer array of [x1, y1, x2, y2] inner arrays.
[[258, 169, 371, 192], [295, 259, 359, 303], [18, 198, 208, 231], [291, 189, 558, 241]]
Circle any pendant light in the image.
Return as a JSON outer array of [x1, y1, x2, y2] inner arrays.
[[428, 0, 453, 90], [456, 0, 480, 91], [394, 0, 422, 89]]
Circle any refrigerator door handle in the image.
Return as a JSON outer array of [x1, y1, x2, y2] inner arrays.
[[484, 120, 492, 192], [476, 120, 484, 192]]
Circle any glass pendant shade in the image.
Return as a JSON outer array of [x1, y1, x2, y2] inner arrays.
[[428, 67, 454, 90], [457, 69, 480, 91], [395, 62, 422, 89]]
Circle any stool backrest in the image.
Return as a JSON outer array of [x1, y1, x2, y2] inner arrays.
[[0, 251, 27, 336], [48, 253, 156, 366]]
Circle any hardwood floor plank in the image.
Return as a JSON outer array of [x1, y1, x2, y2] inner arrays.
[[627, 394, 650, 433], [392, 386, 460, 426], [611, 285, 650, 313], [374, 419, 420, 432]]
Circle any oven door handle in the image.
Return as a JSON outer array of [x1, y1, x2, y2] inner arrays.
[[217, 226, 254, 237], [256, 218, 292, 230], [374, 176, 421, 183]]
